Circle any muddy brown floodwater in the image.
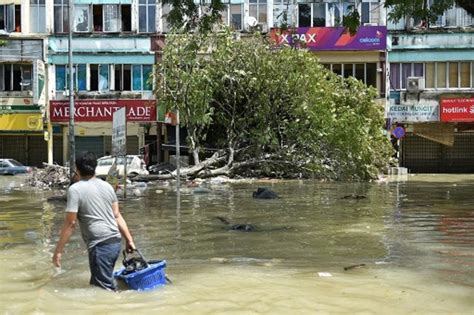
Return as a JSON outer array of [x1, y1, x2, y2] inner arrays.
[[0, 175, 473, 314]]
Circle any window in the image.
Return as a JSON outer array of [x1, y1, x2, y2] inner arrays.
[[132, 65, 153, 91], [55, 64, 86, 91], [298, 3, 311, 27], [273, 0, 295, 27], [460, 62, 470, 88], [114, 64, 131, 91], [365, 63, 376, 88], [425, 63, 435, 88], [325, 62, 378, 89], [121, 5, 131, 32], [230, 4, 243, 30], [93, 5, 103, 32], [90, 64, 109, 91], [54, 0, 69, 33], [390, 63, 400, 90], [249, 0, 267, 23], [74, 5, 91, 32], [361, 2, 370, 24], [139, 0, 156, 33], [30, 0, 45, 33], [437, 62, 447, 88], [297, 3, 327, 27], [0, 5, 21, 32], [161, 3, 170, 33], [343, 64, 353, 78], [55, 65, 67, 91], [327, 2, 341, 26], [313, 3, 325, 27], [449, 62, 458, 88], [103, 5, 120, 32], [390, 62, 474, 90], [0, 64, 32, 91]]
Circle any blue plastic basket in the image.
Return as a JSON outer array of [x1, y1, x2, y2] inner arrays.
[[114, 260, 167, 291]]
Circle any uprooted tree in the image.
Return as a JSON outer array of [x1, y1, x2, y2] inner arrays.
[[155, 29, 393, 181]]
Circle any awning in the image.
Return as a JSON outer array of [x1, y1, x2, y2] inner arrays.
[[0, 113, 43, 131]]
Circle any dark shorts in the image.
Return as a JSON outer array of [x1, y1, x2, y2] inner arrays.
[[88, 237, 121, 291]]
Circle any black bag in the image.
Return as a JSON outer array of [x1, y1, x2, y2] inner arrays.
[[122, 249, 149, 275]]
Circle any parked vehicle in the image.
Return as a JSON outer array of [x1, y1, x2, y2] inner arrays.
[[96, 155, 149, 177], [0, 159, 33, 175]]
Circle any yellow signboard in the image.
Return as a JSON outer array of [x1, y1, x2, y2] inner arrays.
[[0, 113, 43, 131]]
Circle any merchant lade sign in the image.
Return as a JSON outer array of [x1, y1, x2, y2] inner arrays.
[[440, 98, 474, 122], [270, 26, 386, 51], [50, 100, 156, 122]]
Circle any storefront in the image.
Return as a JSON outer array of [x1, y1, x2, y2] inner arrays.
[[50, 99, 156, 164], [387, 31, 474, 173], [392, 97, 474, 173]]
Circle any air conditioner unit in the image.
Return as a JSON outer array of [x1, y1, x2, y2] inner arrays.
[[255, 23, 268, 33], [406, 77, 425, 93]]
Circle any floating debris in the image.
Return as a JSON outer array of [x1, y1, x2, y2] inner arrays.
[[343, 264, 366, 271], [317, 272, 333, 277], [26, 164, 70, 189]]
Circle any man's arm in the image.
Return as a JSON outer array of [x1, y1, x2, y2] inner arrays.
[[112, 202, 136, 252], [53, 212, 77, 267]]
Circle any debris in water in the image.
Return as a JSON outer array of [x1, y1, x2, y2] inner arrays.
[[252, 187, 279, 199], [318, 272, 332, 277], [343, 264, 366, 271], [341, 194, 367, 200], [26, 164, 70, 189]]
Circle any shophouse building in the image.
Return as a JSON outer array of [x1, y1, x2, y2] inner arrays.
[[48, 0, 159, 165], [0, 0, 50, 166], [386, 5, 474, 172]]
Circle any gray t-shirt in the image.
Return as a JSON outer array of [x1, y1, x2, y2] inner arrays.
[[66, 177, 121, 249]]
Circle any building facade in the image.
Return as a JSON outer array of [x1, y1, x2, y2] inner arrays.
[[386, 4, 474, 173], [1, 0, 473, 171]]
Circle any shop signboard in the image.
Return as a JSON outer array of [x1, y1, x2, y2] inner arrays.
[[270, 26, 386, 51], [0, 98, 39, 114], [0, 113, 43, 131], [33, 60, 46, 108], [440, 98, 474, 122], [50, 99, 156, 122], [387, 104, 439, 122], [112, 107, 127, 156]]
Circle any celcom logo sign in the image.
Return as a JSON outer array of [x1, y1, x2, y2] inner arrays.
[[359, 37, 381, 44], [359, 30, 383, 45]]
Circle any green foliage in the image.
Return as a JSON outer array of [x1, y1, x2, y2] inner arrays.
[[455, 0, 474, 14], [384, 0, 455, 28], [156, 30, 392, 180], [162, 0, 225, 33]]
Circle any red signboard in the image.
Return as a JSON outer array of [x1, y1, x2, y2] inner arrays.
[[440, 98, 474, 122], [50, 99, 156, 122]]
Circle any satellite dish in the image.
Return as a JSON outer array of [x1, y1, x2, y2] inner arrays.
[[246, 16, 258, 27]]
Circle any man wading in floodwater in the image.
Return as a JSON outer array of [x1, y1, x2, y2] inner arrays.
[[53, 151, 136, 291]]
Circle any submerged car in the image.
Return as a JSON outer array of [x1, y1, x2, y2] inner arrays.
[[0, 159, 32, 175], [96, 155, 148, 177]]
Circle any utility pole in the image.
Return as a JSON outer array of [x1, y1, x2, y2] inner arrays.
[[68, 1, 75, 179], [175, 109, 180, 193]]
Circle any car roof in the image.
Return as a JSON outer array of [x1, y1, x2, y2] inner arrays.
[[98, 155, 140, 160]]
